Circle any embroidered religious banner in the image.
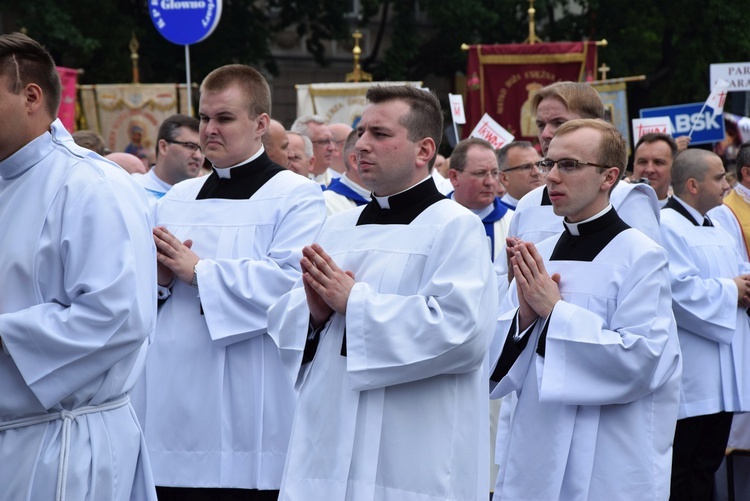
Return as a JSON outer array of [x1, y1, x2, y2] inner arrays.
[[296, 81, 422, 128], [56, 67, 78, 132], [464, 42, 598, 142], [79, 84, 181, 165], [592, 81, 631, 152]]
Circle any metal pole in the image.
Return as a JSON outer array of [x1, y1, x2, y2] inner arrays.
[[185, 44, 193, 116]]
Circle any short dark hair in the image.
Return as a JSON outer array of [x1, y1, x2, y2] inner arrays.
[[450, 138, 494, 172], [530, 81, 604, 120], [343, 129, 359, 171], [365, 85, 443, 160], [736, 142, 750, 182], [497, 141, 534, 170], [156, 114, 200, 159], [671, 149, 719, 196], [635, 133, 678, 159], [0, 32, 61, 119], [200, 64, 271, 118]]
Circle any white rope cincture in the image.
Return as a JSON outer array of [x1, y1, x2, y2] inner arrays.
[[0, 394, 130, 501]]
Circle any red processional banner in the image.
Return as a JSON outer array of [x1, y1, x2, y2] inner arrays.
[[56, 67, 78, 132], [464, 42, 598, 142]]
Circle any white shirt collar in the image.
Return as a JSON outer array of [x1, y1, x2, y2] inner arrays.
[[672, 195, 705, 223], [339, 173, 372, 200], [215, 145, 265, 179], [500, 193, 519, 207], [563, 204, 612, 236], [449, 192, 494, 219], [373, 175, 432, 209]]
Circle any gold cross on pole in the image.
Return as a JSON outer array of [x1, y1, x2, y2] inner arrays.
[[598, 62, 611, 80]]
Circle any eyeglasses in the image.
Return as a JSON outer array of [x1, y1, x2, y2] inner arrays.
[[502, 163, 543, 173], [462, 169, 500, 179], [167, 140, 202, 153], [536, 158, 609, 174], [311, 138, 335, 146]]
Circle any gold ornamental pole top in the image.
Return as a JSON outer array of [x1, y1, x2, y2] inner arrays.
[[525, 0, 542, 45], [129, 32, 140, 84], [346, 30, 372, 82]]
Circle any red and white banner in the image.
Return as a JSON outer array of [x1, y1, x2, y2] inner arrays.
[[469, 113, 515, 149], [56, 67, 78, 132], [449, 93, 466, 125], [631, 117, 673, 147], [464, 42, 598, 142], [706, 79, 730, 118]]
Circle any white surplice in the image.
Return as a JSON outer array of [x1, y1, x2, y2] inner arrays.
[[491, 212, 681, 501], [0, 120, 157, 500], [661, 203, 750, 418], [494, 182, 662, 314], [138, 169, 326, 489], [268, 199, 497, 501]]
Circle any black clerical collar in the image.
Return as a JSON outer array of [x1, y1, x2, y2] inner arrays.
[[562, 204, 612, 236], [550, 206, 630, 261], [196, 151, 285, 200], [663, 196, 703, 226], [356, 177, 446, 225]]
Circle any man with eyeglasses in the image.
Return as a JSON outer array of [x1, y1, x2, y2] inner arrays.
[[328, 122, 353, 178], [505, 81, 660, 247], [291, 114, 337, 186], [496, 141, 543, 210], [132, 114, 204, 204], [285, 130, 316, 177], [135, 64, 326, 501], [448, 137, 514, 261], [490, 118, 681, 499], [323, 129, 371, 215]]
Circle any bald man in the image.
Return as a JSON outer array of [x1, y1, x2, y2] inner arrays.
[[262, 119, 290, 168], [328, 122, 353, 177], [106, 152, 148, 175]]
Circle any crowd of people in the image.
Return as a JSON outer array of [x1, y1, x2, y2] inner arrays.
[[2, 30, 750, 501]]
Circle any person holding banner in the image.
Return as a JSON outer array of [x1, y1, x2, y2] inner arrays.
[[137, 64, 326, 501], [632, 133, 679, 207], [0, 32, 158, 500]]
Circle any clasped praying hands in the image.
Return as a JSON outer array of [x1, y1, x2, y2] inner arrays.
[[153, 226, 199, 286], [507, 238, 562, 331], [300, 244, 355, 328]]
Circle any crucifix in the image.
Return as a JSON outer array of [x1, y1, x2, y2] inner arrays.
[[598, 63, 611, 80]]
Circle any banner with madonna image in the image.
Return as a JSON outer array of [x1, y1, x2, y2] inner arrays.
[[464, 42, 598, 143]]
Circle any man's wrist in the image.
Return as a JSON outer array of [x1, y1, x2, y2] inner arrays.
[[190, 264, 198, 288]]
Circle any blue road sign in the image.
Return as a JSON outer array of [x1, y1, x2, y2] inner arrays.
[[150, 0, 222, 46], [640, 102, 726, 145]]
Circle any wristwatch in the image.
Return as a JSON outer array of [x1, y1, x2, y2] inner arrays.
[[190, 264, 198, 288]]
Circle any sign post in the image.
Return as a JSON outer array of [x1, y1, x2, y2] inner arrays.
[[149, 0, 223, 115]]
